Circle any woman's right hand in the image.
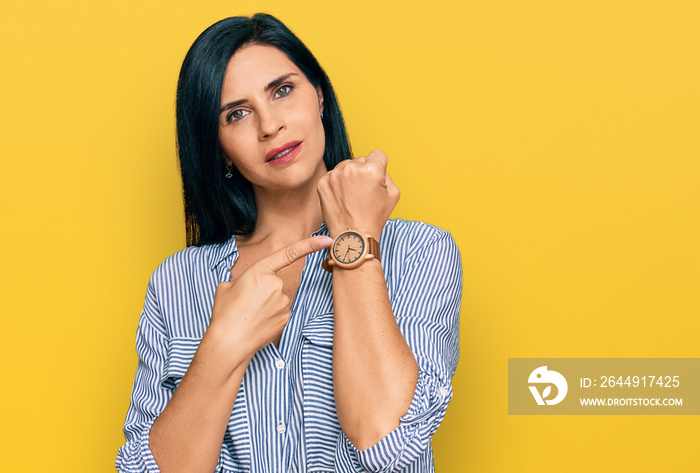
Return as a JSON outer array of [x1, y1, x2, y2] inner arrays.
[[208, 235, 333, 356]]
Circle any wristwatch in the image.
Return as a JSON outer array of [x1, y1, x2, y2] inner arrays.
[[322, 229, 380, 272]]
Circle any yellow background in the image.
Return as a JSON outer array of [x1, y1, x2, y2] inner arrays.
[[1, 0, 698, 471]]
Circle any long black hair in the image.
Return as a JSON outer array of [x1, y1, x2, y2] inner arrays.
[[176, 13, 352, 246]]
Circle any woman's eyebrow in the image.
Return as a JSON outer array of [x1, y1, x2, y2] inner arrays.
[[220, 73, 299, 114], [220, 99, 247, 114], [264, 73, 298, 92]]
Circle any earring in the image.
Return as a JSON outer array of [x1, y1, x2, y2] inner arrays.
[[225, 164, 233, 179], [320, 111, 324, 120]]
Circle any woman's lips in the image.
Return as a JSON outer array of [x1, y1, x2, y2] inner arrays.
[[266, 141, 302, 165]]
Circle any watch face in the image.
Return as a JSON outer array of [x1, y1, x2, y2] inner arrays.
[[332, 231, 365, 264]]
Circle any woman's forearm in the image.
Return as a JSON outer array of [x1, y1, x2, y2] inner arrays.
[[332, 258, 419, 450], [149, 325, 253, 473]]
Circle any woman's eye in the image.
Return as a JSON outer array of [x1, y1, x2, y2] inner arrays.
[[226, 109, 249, 123], [275, 84, 294, 98]]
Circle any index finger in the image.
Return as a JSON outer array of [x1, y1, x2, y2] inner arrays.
[[258, 235, 333, 273]]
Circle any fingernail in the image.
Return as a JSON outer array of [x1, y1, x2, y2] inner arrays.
[[318, 236, 333, 247]]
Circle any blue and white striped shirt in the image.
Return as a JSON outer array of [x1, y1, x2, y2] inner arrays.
[[116, 219, 462, 472]]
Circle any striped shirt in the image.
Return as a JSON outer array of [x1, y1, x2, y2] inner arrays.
[[116, 218, 462, 472]]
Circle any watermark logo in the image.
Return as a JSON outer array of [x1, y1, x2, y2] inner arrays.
[[528, 366, 568, 405], [509, 359, 698, 415]]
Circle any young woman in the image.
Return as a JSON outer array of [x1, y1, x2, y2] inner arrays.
[[116, 13, 462, 473]]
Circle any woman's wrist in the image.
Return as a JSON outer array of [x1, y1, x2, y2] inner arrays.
[[327, 222, 384, 239], [199, 320, 255, 377]]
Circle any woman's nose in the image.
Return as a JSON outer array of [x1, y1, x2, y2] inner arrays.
[[258, 107, 284, 140]]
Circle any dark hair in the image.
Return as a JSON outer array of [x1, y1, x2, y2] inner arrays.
[[176, 13, 352, 246]]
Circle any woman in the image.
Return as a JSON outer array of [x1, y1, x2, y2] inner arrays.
[[117, 13, 462, 473]]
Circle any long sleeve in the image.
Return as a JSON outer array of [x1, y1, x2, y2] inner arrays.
[[115, 244, 239, 473], [334, 226, 462, 472], [116, 279, 172, 472], [116, 277, 231, 472]]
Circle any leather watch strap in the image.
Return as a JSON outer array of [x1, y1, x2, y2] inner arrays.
[[367, 236, 380, 262]]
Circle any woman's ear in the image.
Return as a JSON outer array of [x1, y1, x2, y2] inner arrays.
[[219, 146, 233, 167], [316, 86, 324, 116]]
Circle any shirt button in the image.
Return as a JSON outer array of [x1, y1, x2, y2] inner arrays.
[[439, 386, 449, 397], [275, 359, 286, 370], [277, 423, 286, 434]]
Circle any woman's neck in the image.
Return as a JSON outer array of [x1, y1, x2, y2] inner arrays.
[[241, 178, 324, 247]]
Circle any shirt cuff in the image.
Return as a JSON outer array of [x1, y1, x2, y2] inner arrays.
[[115, 419, 160, 473], [116, 420, 230, 473], [337, 372, 452, 472]]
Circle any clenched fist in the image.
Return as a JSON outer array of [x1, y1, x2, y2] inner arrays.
[[317, 149, 400, 238]]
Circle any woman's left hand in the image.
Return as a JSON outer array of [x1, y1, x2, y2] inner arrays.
[[317, 149, 400, 238]]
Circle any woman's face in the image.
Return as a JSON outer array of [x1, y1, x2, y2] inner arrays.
[[218, 44, 326, 193]]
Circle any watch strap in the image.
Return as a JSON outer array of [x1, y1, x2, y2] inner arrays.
[[367, 236, 380, 262]]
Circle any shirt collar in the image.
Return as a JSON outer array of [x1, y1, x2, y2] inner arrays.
[[312, 221, 329, 237], [206, 222, 329, 271], [207, 234, 238, 271]]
